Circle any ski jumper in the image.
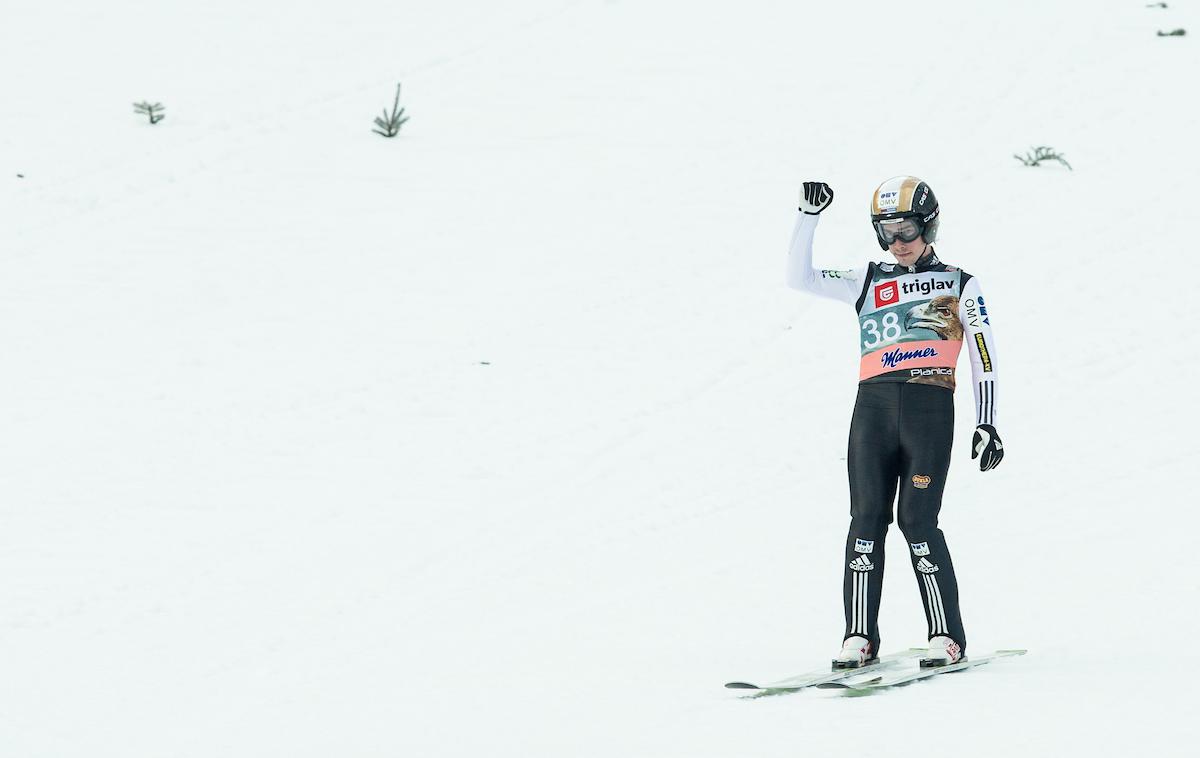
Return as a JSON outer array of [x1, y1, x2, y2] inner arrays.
[[786, 212, 999, 655]]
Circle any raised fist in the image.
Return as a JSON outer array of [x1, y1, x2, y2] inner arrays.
[[799, 181, 834, 215]]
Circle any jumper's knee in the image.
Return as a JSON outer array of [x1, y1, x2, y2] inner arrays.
[[849, 511, 891, 541], [897, 513, 939, 544]]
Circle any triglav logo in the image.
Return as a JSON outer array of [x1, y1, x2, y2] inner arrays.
[[911, 474, 932, 489], [874, 281, 899, 308], [901, 279, 954, 296]]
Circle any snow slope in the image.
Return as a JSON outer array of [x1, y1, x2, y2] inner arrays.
[[2, 0, 1198, 755]]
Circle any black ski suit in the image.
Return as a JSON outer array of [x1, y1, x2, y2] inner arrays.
[[786, 212, 1000, 655]]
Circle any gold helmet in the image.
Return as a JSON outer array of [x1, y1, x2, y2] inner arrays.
[[869, 176, 940, 251]]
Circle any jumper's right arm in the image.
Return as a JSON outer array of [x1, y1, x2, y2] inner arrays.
[[785, 212, 867, 305]]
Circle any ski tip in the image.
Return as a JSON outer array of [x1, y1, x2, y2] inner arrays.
[[724, 682, 760, 690], [995, 649, 1028, 655]]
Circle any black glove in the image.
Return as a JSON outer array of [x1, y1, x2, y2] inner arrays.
[[798, 181, 834, 215], [971, 424, 1004, 471]]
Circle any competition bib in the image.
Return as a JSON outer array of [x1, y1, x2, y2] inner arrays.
[[857, 265, 965, 388]]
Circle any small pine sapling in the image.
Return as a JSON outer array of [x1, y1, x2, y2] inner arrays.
[[133, 101, 166, 124], [372, 84, 410, 138], [1013, 146, 1072, 171]]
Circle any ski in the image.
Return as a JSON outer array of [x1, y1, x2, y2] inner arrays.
[[815, 648, 1027, 691], [725, 648, 926, 693]]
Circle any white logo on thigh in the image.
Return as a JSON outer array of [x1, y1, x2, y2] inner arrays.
[[849, 555, 875, 572], [910, 542, 930, 556], [916, 558, 939, 574], [854, 539, 874, 554]]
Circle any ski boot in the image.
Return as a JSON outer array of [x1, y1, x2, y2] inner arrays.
[[832, 635, 876, 670], [920, 635, 965, 668]]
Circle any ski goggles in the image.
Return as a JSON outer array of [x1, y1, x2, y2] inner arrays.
[[873, 217, 924, 245]]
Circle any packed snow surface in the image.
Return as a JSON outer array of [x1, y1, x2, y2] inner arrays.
[[2, 1, 1198, 755]]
